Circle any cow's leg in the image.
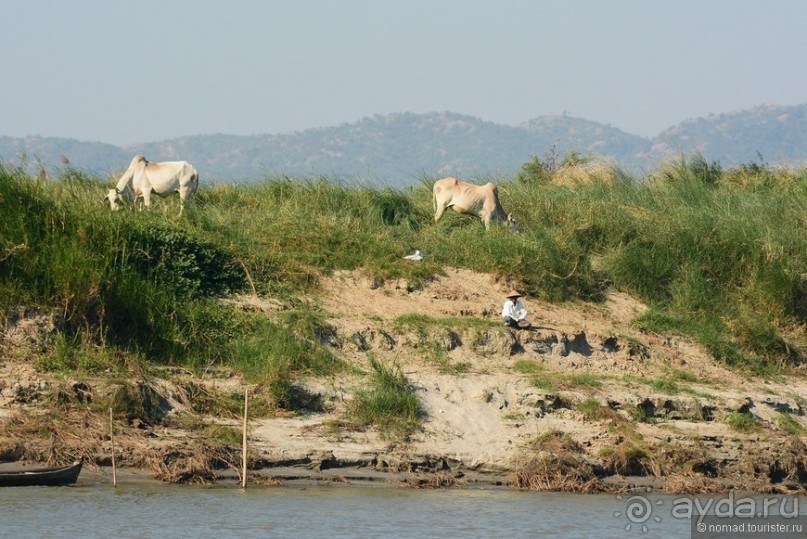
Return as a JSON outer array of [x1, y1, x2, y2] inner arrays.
[[177, 173, 198, 216], [141, 189, 152, 211], [434, 205, 444, 221], [178, 190, 189, 216], [434, 201, 448, 222], [178, 184, 193, 213]]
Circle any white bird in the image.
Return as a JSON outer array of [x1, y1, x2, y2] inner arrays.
[[403, 250, 424, 261]]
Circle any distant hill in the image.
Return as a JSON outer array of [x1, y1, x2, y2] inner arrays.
[[2, 104, 806, 188], [646, 104, 807, 167]]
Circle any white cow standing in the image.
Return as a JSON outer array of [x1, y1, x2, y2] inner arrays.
[[105, 155, 198, 214], [432, 177, 515, 230]]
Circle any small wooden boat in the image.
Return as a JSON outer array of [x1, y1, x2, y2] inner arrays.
[[0, 460, 82, 487]]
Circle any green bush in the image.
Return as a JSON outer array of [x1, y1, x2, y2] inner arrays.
[[119, 219, 245, 297], [516, 155, 553, 185]]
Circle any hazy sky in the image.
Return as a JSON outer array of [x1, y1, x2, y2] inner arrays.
[[3, 0, 806, 146]]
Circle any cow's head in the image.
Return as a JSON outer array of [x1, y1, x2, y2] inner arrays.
[[103, 188, 123, 211], [506, 213, 517, 231]]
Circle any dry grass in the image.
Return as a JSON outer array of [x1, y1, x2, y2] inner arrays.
[[0, 375, 249, 485], [690, 437, 807, 493], [402, 472, 458, 489], [0, 407, 104, 471], [137, 443, 241, 484], [551, 160, 619, 187], [648, 441, 718, 479], [513, 430, 605, 493], [108, 379, 165, 425], [663, 474, 725, 495], [600, 442, 651, 477], [249, 475, 284, 487], [776, 439, 807, 482]]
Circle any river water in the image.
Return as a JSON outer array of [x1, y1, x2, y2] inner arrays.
[[0, 482, 704, 539], [2, 482, 805, 538]]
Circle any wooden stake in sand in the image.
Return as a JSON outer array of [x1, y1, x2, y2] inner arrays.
[[241, 387, 248, 489], [109, 407, 117, 488]]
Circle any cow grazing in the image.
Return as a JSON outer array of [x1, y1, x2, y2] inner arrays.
[[105, 155, 198, 214], [432, 177, 515, 230]]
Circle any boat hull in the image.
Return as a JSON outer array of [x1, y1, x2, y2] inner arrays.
[[0, 461, 82, 487]]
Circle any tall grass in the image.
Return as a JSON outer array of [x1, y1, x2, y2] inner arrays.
[[198, 177, 600, 301], [512, 155, 805, 372], [1, 153, 804, 382], [229, 316, 341, 407]]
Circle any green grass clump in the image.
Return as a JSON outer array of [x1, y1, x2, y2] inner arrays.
[[776, 413, 806, 436], [515, 361, 606, 392], [425, 344, 471, 374], [279, 307, 339, 344], [36, 332, 117, 373], [347, 357, 423, 440], [562, 373, 604, 389], [725, 411, 761, 432], [628, 405, 657, 424], [628, 376, 680, 395], [576, 398, 619, 422], [513, 360, 558, 391], [666, 368, 699, 383]]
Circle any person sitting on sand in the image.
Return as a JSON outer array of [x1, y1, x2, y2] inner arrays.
[[501, 290, 529, 329]]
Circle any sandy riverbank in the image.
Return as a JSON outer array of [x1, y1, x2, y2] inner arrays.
[[2, 268, 806, 494]]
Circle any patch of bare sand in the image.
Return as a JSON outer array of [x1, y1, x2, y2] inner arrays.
[[410, 373, 600, 471], [319, 268, 502, 322]]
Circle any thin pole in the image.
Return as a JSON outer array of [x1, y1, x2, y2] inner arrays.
[[109, 407, 117, 488], [241, 387, 248, 489]]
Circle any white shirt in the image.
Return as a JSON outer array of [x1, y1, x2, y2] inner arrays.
[[501, 298, 527, 321]]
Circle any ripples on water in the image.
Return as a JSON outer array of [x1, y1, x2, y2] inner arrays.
[[0, 483, 699, 538]]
